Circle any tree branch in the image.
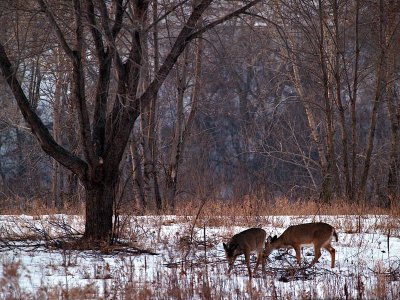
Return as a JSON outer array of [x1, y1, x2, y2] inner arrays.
[[146, 0, 191, 31], [103, 0, 213, 170], [103, 0, 262, 170], [0, 42, 87, 179], [37, 0, 74, 60], [189, 0, 263, 41], [137, 0, 213, 110], [86, 0, 112, 156]]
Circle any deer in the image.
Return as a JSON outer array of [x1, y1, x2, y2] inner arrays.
[[264, 222, 338, 268], [223, 228, 266, 278]]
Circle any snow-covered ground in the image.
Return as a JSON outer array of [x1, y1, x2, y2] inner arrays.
[[0, 214, 399, 299]]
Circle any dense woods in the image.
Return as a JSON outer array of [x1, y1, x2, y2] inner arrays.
[[0, 0, 399, 244]]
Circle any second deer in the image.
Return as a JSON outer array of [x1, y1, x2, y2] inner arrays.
[[265, 222, 338, 268], [223, 227, 266, 278]]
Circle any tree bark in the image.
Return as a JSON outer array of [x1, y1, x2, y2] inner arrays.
[[52, 46, 64, 210], [83, 176, 115, 244], [350, 0, 360, 202], [140, 6, 162, 212], [130, 135, 146, 212], [333, 0, 351, 199], [318, 0, 339, 202]]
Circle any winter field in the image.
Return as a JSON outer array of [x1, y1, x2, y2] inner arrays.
[[1, 206, 400, 299]]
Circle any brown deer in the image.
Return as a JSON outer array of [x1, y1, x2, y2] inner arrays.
[[223, 228, 266, 278], [265, 222, 338, 268]]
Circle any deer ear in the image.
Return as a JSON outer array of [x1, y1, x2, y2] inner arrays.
[[223, 243, 227, 250]]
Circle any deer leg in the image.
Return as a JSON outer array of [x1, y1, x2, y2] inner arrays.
[[253, 251, 264, 275], [293, 245, 302, 266], [253, 253, 260, 274], [227, 257, 237, 274], [261, 251, 265, 274], [324, 244, 336, 268], [245, 252, 252, 278], [310, 246, 322, 267]]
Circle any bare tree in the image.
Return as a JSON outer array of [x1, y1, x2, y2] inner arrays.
[[358, 0, 390, 201], [165, 34, 203, 210], [384, 0, 400, 203], [0, 0, 262, 246]]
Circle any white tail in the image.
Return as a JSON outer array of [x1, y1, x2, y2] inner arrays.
[[223, 228, 266, 278], [265, 222, 338, 268]]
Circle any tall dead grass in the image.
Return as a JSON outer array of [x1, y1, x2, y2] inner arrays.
[[1, 195, 399, 219], [0, 196, 85, 216], [174, 196, 400, 218]]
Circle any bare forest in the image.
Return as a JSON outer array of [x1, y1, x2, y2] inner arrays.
[[0, 0, 399, 245]]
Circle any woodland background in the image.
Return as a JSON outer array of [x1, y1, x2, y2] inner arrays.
[[0, 0, 399, 214]]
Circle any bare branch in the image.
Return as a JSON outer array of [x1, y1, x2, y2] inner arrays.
[[189, 0, 263, 41], [37, 0, 74, 60], [146, 0, 191, 31], [0, 42, 87, 179]]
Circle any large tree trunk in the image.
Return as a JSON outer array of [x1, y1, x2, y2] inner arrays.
[[83, 175, 115, 244]]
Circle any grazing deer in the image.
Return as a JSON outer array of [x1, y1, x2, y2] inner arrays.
[[223, 228, 266, 278], [265, 222, 338, 268]]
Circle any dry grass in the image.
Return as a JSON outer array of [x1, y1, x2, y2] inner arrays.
[[0, 196, 85, 216], [1, 194, 399, 218], [174, 196, 400, 217]]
